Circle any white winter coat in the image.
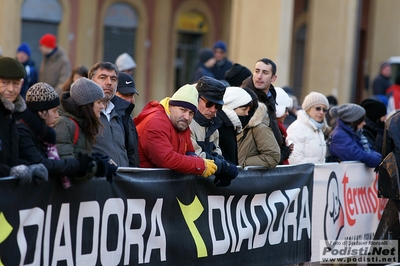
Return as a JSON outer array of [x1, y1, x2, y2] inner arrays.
[[286, 110, 327, 164]]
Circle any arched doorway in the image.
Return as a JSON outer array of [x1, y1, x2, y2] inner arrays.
[[175, 11, 208, 89]]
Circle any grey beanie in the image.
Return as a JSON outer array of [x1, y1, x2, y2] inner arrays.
[[26, 82, 60, 111], [70, 77, 104, 106], [329, 103, 365, 123]]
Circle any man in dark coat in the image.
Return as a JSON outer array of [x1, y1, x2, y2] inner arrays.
[[241, 58, 291, 164], [0, 57, 47, 183], [90, 62, 137, 167], [113, 72, 140, 167]]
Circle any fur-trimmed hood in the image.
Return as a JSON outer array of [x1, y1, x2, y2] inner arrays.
[[0, 93, 26, 113], [245, 102, 267, 128]]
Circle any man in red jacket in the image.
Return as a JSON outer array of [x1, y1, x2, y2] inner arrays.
[[134, 84, 217, 177]]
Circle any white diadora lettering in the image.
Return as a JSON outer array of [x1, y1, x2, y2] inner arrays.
[[208, 187, 311, 255], [180, 186, 311, 256], [17, 198, 166, 265]]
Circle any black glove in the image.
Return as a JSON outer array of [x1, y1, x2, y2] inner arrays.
[[213, 157, 224, 175], [29, 164, 48, 184], [93, 154, 118, 183], [214, 175, 232, 187], [213, 159, 238, 187], [92, 152, 110, 162], [280, 145, 291, 163], [10, 165, 32, 185], [76, 153, 96, 176], [211, 152, 224, 161]]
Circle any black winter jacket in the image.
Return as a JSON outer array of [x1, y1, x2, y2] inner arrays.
[[16, 111, 83, 178], [216, 110, 238, 165], [111, 96, 140, 167], [0, 95, 26, 177]]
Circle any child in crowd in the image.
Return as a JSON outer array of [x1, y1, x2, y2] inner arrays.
[[17, 82, 99, 187]]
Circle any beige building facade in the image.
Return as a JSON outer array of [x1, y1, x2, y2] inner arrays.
[[0, 0, 399, 113]]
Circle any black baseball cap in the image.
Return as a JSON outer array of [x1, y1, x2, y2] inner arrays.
[[117, 72, 139, 95]]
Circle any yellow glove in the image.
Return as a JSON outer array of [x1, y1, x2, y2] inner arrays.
[[202, 159, 217, 178]]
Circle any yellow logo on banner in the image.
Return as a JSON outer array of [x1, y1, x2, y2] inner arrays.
[[0, 212, 13, 266], [178, 196, 207, 257]]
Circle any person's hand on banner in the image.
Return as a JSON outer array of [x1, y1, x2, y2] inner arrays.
[[10, 165, 32, 185], [202, 159, 217, 177], [29, 164, 48, 184], [92, 153, 118, 183]]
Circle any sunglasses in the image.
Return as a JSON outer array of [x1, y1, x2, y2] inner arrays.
[[200, 97, 222, 110], [315, 106, 328, 113]]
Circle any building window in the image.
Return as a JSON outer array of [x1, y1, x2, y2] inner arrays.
[[20, 0, 62, 67], [103, 3, 138, 66]]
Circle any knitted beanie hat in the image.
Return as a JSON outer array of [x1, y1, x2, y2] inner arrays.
[[225, 63, 252, 87], [39, 33, 57, 49], [213, 40, 227, 52], [275, 87, 293, 118], [17, 42, 31, 57], [115, 53, 136, 71], [223, 87, 252, 110], [169, 84, 198, 113], [26, 82, 60, 111], [70, 77, 105, 106], [360, 98, 387, 123], [329, 103, 365, 123], [302, 91, 329, 111], [0, 57, 26, 79], [198, 48, 214, 63]]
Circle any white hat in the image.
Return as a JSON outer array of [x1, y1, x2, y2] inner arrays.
[[275, 87, 293, 118], [302, 91, 329, 111], [223, 87, 252, 110], [169, 84, 198, 113], [115, 53, 136, 71]]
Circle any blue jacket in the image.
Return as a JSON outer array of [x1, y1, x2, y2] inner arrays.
[[20, 59, 38, 99], [329, 119, 381, 168]]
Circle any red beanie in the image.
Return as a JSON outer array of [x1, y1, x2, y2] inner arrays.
[[39, 33, 57, 49]]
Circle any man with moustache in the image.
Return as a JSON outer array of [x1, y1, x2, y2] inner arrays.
[[242, 58, 291, 164], [89, 62, 136, 167], [134, 84, 217, 178]]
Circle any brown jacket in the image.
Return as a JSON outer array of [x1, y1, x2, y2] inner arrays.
[[237, 102, 280, 168], [39, 47, 71, 92]]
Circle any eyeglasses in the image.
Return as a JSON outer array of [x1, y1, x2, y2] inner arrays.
[[315, 106, 328, 113], [200, 97, 222, 110]]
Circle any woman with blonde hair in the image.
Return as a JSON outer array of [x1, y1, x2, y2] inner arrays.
[[286, 91, 329, 164]]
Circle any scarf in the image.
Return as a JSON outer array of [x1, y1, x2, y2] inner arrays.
[[222, 106, 242, 133], [44, 142, 71, 189], [45, 142, 72, 189], [355, 128, 371, 153], [310, 118, 325, 131]]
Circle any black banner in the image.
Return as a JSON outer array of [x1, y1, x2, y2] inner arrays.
[[0, 164, 314, 266]]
